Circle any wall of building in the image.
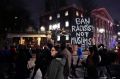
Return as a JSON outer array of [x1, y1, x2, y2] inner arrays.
[[40, 6, 115, 48], [91, 8, 115, 48]]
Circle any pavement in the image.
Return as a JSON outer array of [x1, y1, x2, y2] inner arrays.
[[27, 52, 110, 79], [27, 67, 108, 79]]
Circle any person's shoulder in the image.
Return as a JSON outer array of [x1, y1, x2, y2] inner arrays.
[[55, 55, 65, 61], [56, 58, 63, 61], [55, 57, 66, 66]]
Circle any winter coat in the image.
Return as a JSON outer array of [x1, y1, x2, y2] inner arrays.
[[46, 57, 66, 79], [61, 48, 72, 69]]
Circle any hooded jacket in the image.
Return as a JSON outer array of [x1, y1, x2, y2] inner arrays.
[[47, 57, 66, 79]]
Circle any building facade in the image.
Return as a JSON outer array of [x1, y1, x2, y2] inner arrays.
[[40, 5, 84, 44], [7, 5, 115, 48], [40, 6, 115, 48], [91, 8, 115, 48]]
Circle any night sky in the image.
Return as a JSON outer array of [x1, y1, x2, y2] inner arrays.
[[0, 0, 120, 28], [98, 0, 120, 21]]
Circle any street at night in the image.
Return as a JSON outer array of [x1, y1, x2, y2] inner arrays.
[[0, 0, 120, 79]]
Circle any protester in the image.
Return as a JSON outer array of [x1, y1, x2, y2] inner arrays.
[[0, 46, 12, 79], [60, 43, 72, 79], [71, 44, 79, 78], [31, 45, 52, 79], [85, 45, 99, 79], [15, 45, 32, 79], [46, 45, 67, 79], [76, 44, 83, 67]]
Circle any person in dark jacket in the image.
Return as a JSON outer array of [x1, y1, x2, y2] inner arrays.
[[31, 46, 52, 79], [86, 45, 99, 79], [60, 43, 72, 79], [15, 45, 32, 79], [46, 45, 67, 79]]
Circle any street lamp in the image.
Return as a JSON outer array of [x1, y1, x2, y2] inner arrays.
[[117, 24, 120, 27], [117, 32, 120, 36], [40, 26, 45, 32], [99, 28, 105, 33], [98, 28, 107, 47], [98, 28, 105, 45], [14, 16, 18, 19]]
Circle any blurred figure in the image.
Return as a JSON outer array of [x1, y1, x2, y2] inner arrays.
[[46, 46, 66, 79], [60, 43, 72, 79], [31, 45, 52, 79], [117, 44, 120, 63], [98, 44, 107, 66], [71, 44, 79, 78], [86, 45, 99, 79], [76, 44, 83, 67], [0, 46, 12, 79], [15, 45, 32, 79], [97, 44, 111, 78]]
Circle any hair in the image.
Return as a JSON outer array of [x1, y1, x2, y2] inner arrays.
[[77, 44, 81, 47], [60, 43, 66, 50], [89, 45, 98, 54], [52, 45, 60, 52], [98, 44, 104, 49]]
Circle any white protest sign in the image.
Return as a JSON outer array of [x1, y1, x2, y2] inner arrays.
[[71, 17, 93, 47]]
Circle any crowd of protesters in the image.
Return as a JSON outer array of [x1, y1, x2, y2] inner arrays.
[[0, 42, 120, 79]]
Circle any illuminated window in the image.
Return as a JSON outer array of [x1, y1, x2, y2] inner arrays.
[[110, 22, 113, 27], [99, 28, 105, 33], [57, 13, 60, 18], [14, 16, 18, 19], [49, 23, 60, 30], [76, 11, 79, 16], [49, 16, 52, 20], [118, 32, 120, 36], [117, 24, 120, 26], [65, 21, 69, 27], [57, 36, 60, 41], [49, 25, 52, 30], [81, 14, 83, 17], [65, 11, 68, 16], [97, 28, 99, 32], [65, 35, 69, 40], [40, 26, 45, 32]]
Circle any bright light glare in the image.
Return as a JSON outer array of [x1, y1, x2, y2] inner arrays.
[[65, 11, 68, 16], [76, 11, 79, 16], [118, 32, 120, 36], [66, 35, 69, 40], [49, 23, 60, 30], [40, 26, 45, 31], [57, 36, 60, 41], [117, 24, 120, 26], [49, 16, 52, 20], [99, 28, 105, 33], [14, 16, 18, 19], [57, 14, 60, 18], [65, 21, 69, 27]]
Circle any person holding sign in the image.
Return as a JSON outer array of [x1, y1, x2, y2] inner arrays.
[[76, 44, 83, 67]]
